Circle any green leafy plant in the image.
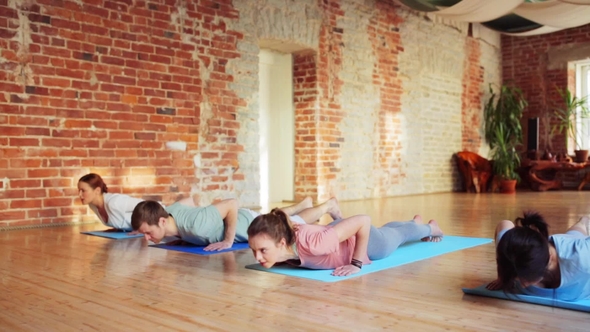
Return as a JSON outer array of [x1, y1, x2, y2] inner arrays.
[[490, 124, 521, 181], [551, 87, 590, 151], [483, 84, 527, 180]]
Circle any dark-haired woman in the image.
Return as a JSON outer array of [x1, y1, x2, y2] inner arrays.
[[247, 209, 443, 276], [487, 212, 590, 301], [78, 173, 151, 231]]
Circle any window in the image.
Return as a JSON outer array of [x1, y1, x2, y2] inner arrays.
[[576, 61, 590, 151]]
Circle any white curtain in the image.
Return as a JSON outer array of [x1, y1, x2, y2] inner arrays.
[[558, 0, 590, 5], [504, 25, 565, 36], [396, 0, 590, 36], [514, 1, 590, 28], [433, 0, 524, 22]]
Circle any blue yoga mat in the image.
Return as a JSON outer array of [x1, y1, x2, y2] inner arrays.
[[462, 284, 590, 313], [246, 235, 492, 282], [81, 230, 144, 239], [149, 241, 250, 255]]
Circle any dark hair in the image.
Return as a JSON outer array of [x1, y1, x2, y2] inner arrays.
[[247, 208, 296, 246], [496, 211, 550, 293], [131, 201, 169, 230], [78, 173, 108, 193]]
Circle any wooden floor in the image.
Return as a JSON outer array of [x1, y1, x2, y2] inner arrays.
[[1, 191, 589, 331]]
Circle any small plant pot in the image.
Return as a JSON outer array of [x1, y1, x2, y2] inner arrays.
[[574, 150, 589, 163], [499, 179, 517, 194]]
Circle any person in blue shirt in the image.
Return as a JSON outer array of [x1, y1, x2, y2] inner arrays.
[[487, 211, 590, 301]]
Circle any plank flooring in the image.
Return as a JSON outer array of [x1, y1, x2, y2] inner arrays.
[[1, 191, 589, 331]]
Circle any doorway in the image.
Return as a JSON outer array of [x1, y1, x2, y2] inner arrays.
[[258, 50, 295, 206]]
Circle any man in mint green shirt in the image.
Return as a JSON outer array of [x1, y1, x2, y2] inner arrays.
[[131, 197, 342, 251]]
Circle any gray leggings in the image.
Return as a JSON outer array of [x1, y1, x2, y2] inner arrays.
[[328, 219, 432, 260]]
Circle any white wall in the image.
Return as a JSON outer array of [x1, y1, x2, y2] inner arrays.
[[259, 50, 294, 204]]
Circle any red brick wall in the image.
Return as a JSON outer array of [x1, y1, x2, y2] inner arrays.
[[0, 0, 244, 226], [315, 0, 344, 201], [461, 38, 483, 152], [369, 0, 404, 196], [0, 0, 501, 226], [502, 24, 590, 153], [293, 52, 319, 201]]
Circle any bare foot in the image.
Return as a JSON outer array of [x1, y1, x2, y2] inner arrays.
[[421, 220, 443, 242], [302, 196, 313, 210], [584, 217, 590, 235], [413, 215, 423, 224], [573, 216, 590, 236], [327, 197, 343, 220], [280, 196, 314, 216]]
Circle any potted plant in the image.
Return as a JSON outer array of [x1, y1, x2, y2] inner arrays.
[[551, 87, 590, 162], [489, 124, 521, 193], [483, 84, 527, 193]]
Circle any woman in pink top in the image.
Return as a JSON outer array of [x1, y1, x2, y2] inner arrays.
[[247, 202, 444, 276]]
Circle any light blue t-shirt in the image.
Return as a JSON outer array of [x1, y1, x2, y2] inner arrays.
[[166, 203, 258, 246], [497, 230, 590, 301], [524, 234, 590, 301]]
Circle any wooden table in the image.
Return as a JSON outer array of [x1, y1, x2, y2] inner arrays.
[[521, 160, 590, 191]]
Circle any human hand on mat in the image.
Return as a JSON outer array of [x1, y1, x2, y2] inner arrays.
[[331, 264, 361, 276], [126, 231, 140, 236], [486, 279, 503, 290], [204, 240, 233, 251], [104, 228, 124, 233]]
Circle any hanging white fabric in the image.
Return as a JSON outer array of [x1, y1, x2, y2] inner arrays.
[[514, 1, 590, 28], [432, 0, 524, 22], [558, 0, 590, 5], [504, 25, 565, 36]]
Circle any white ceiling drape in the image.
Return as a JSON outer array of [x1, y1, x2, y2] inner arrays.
[[396, 0, 590, 35], [432, 0, 524, 22], [558, 0, 590, 5], [504, 25, 566, 36], [514, 1, 590, 28]]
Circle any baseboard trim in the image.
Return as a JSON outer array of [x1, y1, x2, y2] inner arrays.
[[0, 221, 98, 232]]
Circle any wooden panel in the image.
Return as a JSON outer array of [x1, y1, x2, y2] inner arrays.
[[1, 191, 589, 330]]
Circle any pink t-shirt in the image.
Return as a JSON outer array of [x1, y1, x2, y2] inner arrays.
[[294, 224, 371, 269]]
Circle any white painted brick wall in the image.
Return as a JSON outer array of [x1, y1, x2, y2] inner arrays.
[[335, 0, 379, 200], [220, 1, 501, 205]]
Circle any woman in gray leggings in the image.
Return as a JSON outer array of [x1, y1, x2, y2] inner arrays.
[[247, 204, 444, 277]]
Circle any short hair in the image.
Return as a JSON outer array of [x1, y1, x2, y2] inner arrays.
[[79, 173, 108, 193], [131, 201, 169, 230]]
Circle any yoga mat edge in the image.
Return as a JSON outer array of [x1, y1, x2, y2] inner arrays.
[[462, 284, 590, 313]]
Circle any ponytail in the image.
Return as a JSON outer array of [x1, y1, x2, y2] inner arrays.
[[79, 173, 108, 193], [247, 208, 296, 246], [515, 211, 549, 238], [496, 211, 550, 293]]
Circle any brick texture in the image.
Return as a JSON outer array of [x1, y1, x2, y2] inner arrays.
[[1, 0, 502, 227], [368, 1, 404, 197], [0, 0, 245, 226], [462, 38, 483, 152], [502, 24, 590, 153], [293, 52, 319, 201]]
